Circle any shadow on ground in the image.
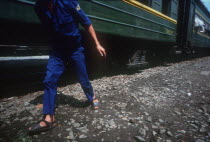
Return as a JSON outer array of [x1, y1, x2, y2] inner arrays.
[[29, 92, 90, 109]]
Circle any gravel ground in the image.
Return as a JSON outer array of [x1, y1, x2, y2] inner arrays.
[[0, 56, 210, 142]]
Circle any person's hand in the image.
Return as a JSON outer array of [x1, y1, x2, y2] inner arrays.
[[96, 44, 106, 58], [85, 25, 106, 58]]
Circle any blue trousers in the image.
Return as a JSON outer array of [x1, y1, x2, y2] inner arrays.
[[43, 45, 94, 115]]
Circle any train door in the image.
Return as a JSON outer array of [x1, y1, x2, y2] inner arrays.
[[186, 2, 195, 46], [176, 0, 195, 53]]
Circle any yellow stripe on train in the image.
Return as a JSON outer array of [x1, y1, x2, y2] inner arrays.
[[122, 0, 177, 24]]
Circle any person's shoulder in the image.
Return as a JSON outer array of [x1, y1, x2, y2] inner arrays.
[[65, 0, 79, 9]]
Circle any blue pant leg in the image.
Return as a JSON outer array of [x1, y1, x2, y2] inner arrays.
[[43, 51, 65, 115], [70, 47, 94, 102]]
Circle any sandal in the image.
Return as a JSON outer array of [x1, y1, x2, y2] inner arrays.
[[91, 99, 99, 110], [28, 119, 56, 134]]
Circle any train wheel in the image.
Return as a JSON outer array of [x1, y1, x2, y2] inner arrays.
[[127, 50, 148, 68]]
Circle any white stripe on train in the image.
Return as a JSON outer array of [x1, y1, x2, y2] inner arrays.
[[0, 56, 49, 61]]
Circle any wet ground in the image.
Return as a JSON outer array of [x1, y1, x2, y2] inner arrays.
[[0, 56, 210, 142]]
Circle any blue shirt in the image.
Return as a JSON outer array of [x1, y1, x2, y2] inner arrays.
[[35, 0, 92, 45]]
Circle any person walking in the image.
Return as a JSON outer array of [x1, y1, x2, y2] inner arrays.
[[28, 0, 106, 133]]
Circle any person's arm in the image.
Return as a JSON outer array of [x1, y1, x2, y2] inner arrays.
[[85, 25, 106, 57], [68, 1, 106, 57]]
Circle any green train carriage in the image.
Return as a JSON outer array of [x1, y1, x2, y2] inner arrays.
[[192, 1, 210, 48], [0, 0, 209, 63], [0, 0, 178, 43], [177, 0, 210, 55]]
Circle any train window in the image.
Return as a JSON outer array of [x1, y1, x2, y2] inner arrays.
[[162, 0, 178, 19], [194, 15, 205, 33], [158, 0, 178, 20], [136, 0, 149, 5], [162, 0, 170, 16]]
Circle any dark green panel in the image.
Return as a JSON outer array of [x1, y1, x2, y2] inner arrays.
[[85, 0, 176, 42], [91, 18, 175, 42], [151, 0, 162, 12], [170, 0, 178, 20], [192, 32, 210, 48], [187, 2, 195, 42], [0, 0, 39, 23]]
